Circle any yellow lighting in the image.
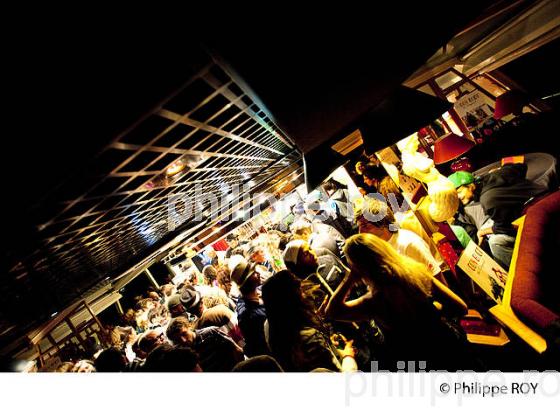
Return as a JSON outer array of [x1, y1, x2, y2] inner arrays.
[[166, 161, 185, 176]]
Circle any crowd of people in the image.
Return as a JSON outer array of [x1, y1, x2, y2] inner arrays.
[[54, 166, 487, 373]]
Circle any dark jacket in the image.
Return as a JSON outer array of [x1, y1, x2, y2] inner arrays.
[[479, 164, 541, 236], [236, 297, 270, 357]]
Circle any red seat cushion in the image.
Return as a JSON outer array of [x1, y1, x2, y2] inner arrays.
[[511, 190, 560, 331]]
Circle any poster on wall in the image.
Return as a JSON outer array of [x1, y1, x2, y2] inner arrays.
[[457, 240, 508, 303], [453, 90, 494, 131]]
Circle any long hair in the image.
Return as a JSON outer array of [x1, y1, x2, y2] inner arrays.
[[343, 233, 432, 298], [261, 270, 322, 369]]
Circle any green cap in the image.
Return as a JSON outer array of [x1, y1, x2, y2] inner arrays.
[[448, 171, 474, 189]]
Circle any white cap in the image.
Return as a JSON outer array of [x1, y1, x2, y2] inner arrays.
[[282, 239, 306, 266]]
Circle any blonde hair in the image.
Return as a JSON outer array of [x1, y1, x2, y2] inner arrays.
[[343, 233, 432, 297]]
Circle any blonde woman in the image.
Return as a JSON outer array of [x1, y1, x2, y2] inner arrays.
[[325, 233, 473, 370]]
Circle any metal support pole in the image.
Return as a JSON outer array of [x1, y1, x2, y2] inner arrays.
[[144, 268, 159, 289]]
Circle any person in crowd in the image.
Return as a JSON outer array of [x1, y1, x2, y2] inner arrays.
[[146, 287, 164, 303], [361, 163, 385, 195], [262, 270, 357, 372], [166, 316, 244, 372], [71, 359, 96, 373], [378, 176, 443, 259], [143, 344, 202, 372], [137, 328, 168, 357], [196, 265, 236, 311], [245, 244, 274, 279], [305, 191, 354, 239], [291, 218, 345, 259], [202, 265, 218, 286], [354, 197, 441, 276], [448, 165, 542, 268], [232, 355, 284, 372], [229, 255, 270, 357], [180, 285, 244, 346], [324, 234, 476, 370], [321, 179, 355, 227], [94, 347, 129, 372], [167, 294, 191, 319], [282, 239, 349, 297], [225, 233, 248, 259], [160, 283, 176, 299]]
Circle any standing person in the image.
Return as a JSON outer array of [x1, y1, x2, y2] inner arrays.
[[229, 256, 270, 357], [325, 234, 473, 371], [262, 270, 357, 372]]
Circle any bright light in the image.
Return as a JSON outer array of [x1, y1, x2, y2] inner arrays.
[[166, 160, 185, 176]]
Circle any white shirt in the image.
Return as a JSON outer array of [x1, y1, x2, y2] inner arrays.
[[388, 229, 441, 276]]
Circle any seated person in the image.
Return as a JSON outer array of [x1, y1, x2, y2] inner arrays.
[[449, 165, 542, 269], [354, 197, 441, 276]]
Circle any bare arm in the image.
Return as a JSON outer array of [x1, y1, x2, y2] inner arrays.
[[325, 272, 374, 322]]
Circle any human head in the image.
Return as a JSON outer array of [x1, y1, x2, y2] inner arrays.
[[229, 255, 261, 295], [378, 176, 404, 205], [362, 163, 385, 190], [144, 345, 202, 372], [180, 286, 204, 317], [247, 244, 267, 264], [71, 360, 96, 373], [166, 316, 196, 347], [216, 266, 232, 295], [94, 347, 127, 372], [226, 233, 239, 249], [343, 233, 431, 295], [448, 171, 476, 205], [167, 294, 186, 318], [321, 180, 338, 197], [290, 219, 313, 241], [282, 240, 318, 278], [353, 197, 395, 240], [355, 161, 366, 176], [138, 328, 167, 355], [261, 270, 320, 367], [202, 265, 218, 286], [232, 355, 284, 372], [204, 247, 217, 261]]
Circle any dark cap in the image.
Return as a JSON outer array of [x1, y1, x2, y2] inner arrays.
[[179, 286, 202, 313]]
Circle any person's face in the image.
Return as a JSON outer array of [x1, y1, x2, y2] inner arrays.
[[170, 303, 186, 317], [148, 291, 160, 302], [297, 243, 318, 271], [456, 183, 476, 205], [363, 176, 378, 189], [177, 327, 195, 347], [251, 249, 266, 263], [247, 269, 262, 288], [227, 239, 238, 248]]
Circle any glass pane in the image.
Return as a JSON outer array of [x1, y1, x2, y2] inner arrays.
[[435, 71, 462, 90]]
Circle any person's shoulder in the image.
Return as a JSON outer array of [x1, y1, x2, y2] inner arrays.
[[398, 229, 431, 252]]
